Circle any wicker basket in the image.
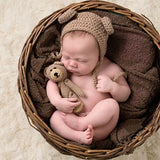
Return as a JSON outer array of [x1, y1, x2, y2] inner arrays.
[[18, 0, 160, 159]]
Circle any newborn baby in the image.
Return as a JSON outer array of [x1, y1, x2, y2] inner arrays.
[[46, 10, 131, 145]]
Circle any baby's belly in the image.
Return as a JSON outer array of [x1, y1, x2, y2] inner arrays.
[[80, 88, 111, 113], [70, 74, 111, 114]]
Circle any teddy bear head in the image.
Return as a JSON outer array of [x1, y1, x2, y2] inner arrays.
[[44, 61, 67, 82]]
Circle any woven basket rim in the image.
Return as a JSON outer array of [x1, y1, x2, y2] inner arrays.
[[18, 0, 160, 159]]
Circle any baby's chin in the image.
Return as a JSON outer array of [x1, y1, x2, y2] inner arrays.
[[68, 68, 92, 76], [71, 72, 82, 76], [72, 72, 92, 77], [69, 70, 83, 76]]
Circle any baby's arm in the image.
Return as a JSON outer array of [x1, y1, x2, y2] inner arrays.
[[46, 80, 81, 113], [97, 64, 131, 102]]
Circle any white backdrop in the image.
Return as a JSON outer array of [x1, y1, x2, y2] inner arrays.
[[0, 0, 160, 160]]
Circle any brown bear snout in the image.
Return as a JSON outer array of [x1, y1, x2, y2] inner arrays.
[[54, 72, 59, 78]]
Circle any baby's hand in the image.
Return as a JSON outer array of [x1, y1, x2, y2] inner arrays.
[[56, 97, 81, 113], [96, 75, 113, 93]]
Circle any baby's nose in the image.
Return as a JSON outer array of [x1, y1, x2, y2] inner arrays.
[[69, 60, 77, 68]]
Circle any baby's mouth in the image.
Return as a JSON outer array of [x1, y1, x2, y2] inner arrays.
[[68, 69, 78, 73]]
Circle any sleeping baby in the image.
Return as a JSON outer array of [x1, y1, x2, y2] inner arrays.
[[46, 10, 131, 145]]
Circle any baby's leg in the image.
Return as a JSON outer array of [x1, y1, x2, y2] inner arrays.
[[50, 110, 93, 145], [63, 98, 119, 131]]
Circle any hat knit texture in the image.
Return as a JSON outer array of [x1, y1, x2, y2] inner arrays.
[[58, 9, 114, 86]]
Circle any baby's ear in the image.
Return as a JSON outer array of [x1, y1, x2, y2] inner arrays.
[[101, 17, 114, 35], [58, 8, 77, 24]]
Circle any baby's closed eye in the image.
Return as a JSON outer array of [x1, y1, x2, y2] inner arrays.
[[62, 55, 70, 60], [77, 59, 88, 63]]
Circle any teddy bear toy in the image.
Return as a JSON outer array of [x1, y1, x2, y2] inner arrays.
[[44, 61, 85, 114]]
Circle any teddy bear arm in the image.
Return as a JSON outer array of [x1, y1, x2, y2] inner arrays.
[[67, 90, 84, 114], [64, 79, 85, 97], [59, 81, 83, 114], [60, 82, 80, 99], [58, 82, 71, 98]]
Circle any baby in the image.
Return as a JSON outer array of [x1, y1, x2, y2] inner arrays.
[[46, 10, 131, 145]]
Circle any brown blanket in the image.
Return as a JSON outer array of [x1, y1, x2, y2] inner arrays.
[[26, 10, 160, 147], [107, 25, 160, 121]]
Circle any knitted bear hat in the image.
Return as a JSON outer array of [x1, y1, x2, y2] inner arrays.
[[58, 9, 114, 86]]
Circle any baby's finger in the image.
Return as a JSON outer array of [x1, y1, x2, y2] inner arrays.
[[97, 80, 101, 85], [67, 98, 78, 102], [96, 86, 103, 92], [96, 83, 101, 88], [96, 87, 100, 92], [97, 76, 102, 80], [72, 101, 81, 107], [75, 101, 81, 105]]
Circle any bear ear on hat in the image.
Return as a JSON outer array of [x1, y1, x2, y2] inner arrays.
[[101, 16, 114, 35], [58, 9, 77, 24]]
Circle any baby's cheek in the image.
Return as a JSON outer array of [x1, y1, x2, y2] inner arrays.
[[61, 60, 67, 67], [82, 65, 90, 72], [61, 58, 64, 64]]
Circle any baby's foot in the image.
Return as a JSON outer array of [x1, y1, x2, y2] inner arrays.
[[77, 125, 93, 145], [61, 113, 85, 131]]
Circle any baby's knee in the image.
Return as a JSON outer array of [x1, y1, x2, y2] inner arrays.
[[106, 98, 119, 106], [104, 98, 119, 115]]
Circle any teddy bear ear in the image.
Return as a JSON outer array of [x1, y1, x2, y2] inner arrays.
[[54, 61, 64, 66], [101, 17, 114, 35], [50, 51, 62, 60], [58, 8, 77, 24], [44, 67, 49, 78]]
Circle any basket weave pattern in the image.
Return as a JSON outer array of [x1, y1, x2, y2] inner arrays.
[[18, 0, 160, 159]]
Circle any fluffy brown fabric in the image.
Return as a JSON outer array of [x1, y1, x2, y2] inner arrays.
[[106, 25, 160, 121], [26, 10, 160, 147], [110, 118, 145, 145], [27, 25, 61, 122]]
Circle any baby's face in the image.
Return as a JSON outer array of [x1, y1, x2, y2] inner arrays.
[[61, 33, 99, 76]]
